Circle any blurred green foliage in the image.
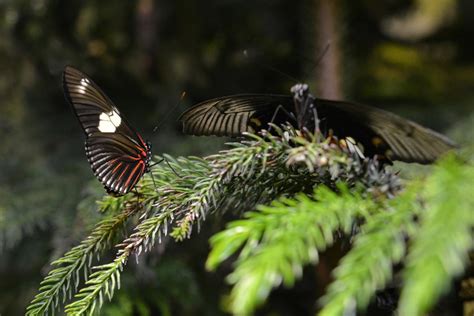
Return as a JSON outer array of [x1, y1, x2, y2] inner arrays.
[[0, 0, 473, 315]]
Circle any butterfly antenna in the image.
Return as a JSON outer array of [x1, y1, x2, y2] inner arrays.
[[242, 49, 300, 84], [305, 42, 331, 77], [242, 44, 330, 85], [152, 91, 187, 133]]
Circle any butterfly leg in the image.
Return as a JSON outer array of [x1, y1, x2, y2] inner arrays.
[[149, 158, 182, 178], [268, 104, 296, 132], [164, 158, 181, 177], [311, 106, 320, 135], [149, 167, 158, 192], [134, 187, 142, 210]]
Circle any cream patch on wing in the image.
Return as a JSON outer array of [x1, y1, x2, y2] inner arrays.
[[77, 78, 90, 94], [98, 110, 122, 133]]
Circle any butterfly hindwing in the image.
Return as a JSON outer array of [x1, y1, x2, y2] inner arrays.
[[63, 66, 150, 195], [85, 133, 148, 195]]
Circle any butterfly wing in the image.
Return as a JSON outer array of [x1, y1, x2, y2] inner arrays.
[[315, 99, 457, 163], [179, 94, 294, 137], [180, 93, 456, 164], [63, 66, 150, 195]]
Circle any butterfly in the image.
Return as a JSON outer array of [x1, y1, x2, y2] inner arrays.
[[179, 83, 456, 164], [63, 66, 152, 196]]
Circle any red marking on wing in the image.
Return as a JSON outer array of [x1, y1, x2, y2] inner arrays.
[[124, 161, 144, 189], [134, 143, 148, 159], [137, 133, 147, 149], [111, 161, 123, 173], [127, 155, 142, 161], [117, 164, 130, 183]]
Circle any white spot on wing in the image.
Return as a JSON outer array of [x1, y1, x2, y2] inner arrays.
[[98, 110, 122, 133], [109, 110, 121, 126], [77, 78, 90, 94]]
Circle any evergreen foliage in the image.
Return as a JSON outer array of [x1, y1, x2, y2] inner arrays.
[[26, 197, 142, 315], [27, 127, 473, 315], [206, 185, 379, 315], [319, 182, 422, 315], [398, 156, 474, 315]]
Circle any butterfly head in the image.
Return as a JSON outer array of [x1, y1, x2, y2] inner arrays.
[[290, 83, 309, 102]]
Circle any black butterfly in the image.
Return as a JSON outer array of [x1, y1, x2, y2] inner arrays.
[[179, 83, 456, 164], [63, 66, 152, 196]]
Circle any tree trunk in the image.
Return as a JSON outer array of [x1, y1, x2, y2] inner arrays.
[[314, 0, 343, 99]]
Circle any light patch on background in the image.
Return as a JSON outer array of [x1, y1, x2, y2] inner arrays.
[[381, 0, 456, 41], [98, 110, 122, 133]]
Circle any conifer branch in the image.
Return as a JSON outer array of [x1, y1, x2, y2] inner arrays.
[[64, 209, 174, 315], [59, 127, 376, 315], [30, 127, 462, 315], [319, 182, 422, 315], [207, 185, 380, 315], [26, 203, 139, 316], [62, 155, 212, 315], [319, 155, 474, 316], [398, 156, 474, 315]]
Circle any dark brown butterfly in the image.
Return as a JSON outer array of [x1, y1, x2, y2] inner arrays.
[[63, 66, 152, 196], [179, 83, 456, 164]]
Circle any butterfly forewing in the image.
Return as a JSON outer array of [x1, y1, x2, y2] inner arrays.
[[63, 66, 150, 195], [179, 94, 294, 137], [315, 99, 456, 163]]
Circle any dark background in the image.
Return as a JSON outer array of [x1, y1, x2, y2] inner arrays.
[[0, 0, 473, 314]]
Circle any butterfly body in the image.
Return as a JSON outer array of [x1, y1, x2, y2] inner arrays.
[[291, 83, 318, 132], [180, 83, 456, 164], [63, 66, 152, 196]]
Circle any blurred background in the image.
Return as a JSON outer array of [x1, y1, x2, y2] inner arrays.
[[0, 0, 473, 315]]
